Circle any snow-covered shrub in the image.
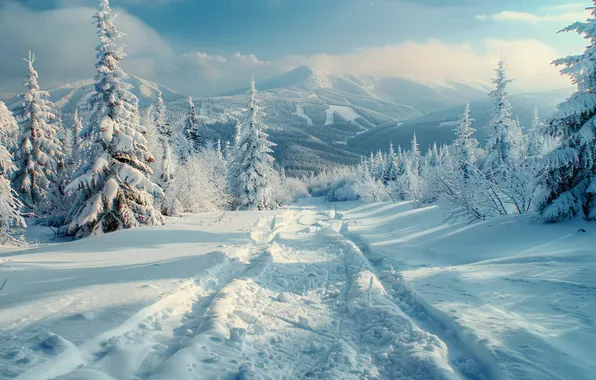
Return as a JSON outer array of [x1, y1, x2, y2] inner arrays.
[[168, 150, 231, 213], [326, 174, 360, 202], [304, 167, 355, 198], [272, 174, 309, 206]]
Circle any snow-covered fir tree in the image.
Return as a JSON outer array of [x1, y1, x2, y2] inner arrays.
[[0, 101, 19, 151], [484, 57, 521, 173], [13, 52, 64, 214], [384, 142, 400, 185], [410, 133, 421, 175], [452, 103, 480, 177], [66, 0, 163, 238], [182, 97, 204, 158], [228, 77, 277, 210], [373, 150, 386, 181], [537, 6, 596, 221], [526, 108, 548, 158], [0, 103, 26, 243], [0, 101, 18, 151], [70, 109, 83, 170], [0, 138, 26, 246], [154, 92, 175, 189], [431, 104, 497, 221]]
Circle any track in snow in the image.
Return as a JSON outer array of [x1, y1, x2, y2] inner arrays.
[[12, 205, 494, 380]]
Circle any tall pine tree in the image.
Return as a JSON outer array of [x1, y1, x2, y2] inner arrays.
[[0, 101, 18, 151], [182, 97, 204, 159], [0, 135, 26, 246], [228, 77, 277, 210], [452, 103, 480, 178], [538, 4, 596, 221], [14, 52, 64, 213], [484, 57, 520, 173], [66, 0, 163, 238], [154, 92, 174, 188]]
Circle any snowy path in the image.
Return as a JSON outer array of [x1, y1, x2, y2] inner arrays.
[[5, 200, 589, 379], [1, 203, 480, 380], [335, 201, 596, 380]]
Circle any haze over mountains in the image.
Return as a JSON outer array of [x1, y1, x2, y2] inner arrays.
[[2, 66, 570, 175]]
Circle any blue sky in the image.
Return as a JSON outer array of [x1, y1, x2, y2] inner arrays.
[[0, 0, 589, 95]]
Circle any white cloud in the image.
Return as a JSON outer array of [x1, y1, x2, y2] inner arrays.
[[177, 39, 572, 94], [0, 2, 574, 97], [476, 4, 589, 24], [0, 1, 173, 91]]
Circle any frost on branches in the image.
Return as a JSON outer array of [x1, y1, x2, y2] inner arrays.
[[13, 53, 64, 214], [182, 96, 204, 159], [432, 103, 499, 221], [0, 109, 26, 245], [484, 57, 521, 174], [66, 0, 163, 238], [0, 101, 18, 150], [228, 77, 278, 211], [153, 92, 175, 189], [538, 5, 596, 222]]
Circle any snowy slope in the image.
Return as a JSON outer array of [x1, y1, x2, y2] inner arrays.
[[3, 75, 183, 114], [0, 201, 487, 380], [226, 66, 488, 116], [349, 89, 572, 153], [335, 201, 596, 380], [3, 199, 591, 379]]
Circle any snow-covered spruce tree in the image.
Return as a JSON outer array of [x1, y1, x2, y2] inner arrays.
[[537, 6, 596, 221], [13, 53, 64, 214], [50, 112, 74, 220], [432, 104, 496, 221], [452, 103, 480, 177], [372, 150, 385, 181], [398, 134, 423, 203], [384, 142, 400, 185], [0, 101, 19, 151], [499, 126, 537, 214], [228, 77, 277, 211], [0, 140, 26, 246], [484, 57, 521, 174], [353, 159, 392, 203], [66, 0, 163, 238], [154, 92, 175, 189], [182, 96, 204, 159], [526, 108, 549, 158], [70, 109, 83, 171]]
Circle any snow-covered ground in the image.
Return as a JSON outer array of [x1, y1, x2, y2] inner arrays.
[[325, 106, 361, 126], [1, 199, 594, 379], [335, 201, 596, 380], [294, 104, 313, 126]]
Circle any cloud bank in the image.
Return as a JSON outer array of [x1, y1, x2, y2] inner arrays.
[[0, 1, 575, 98]]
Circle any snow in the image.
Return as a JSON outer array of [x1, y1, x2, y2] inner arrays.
[[1, 199, 594, 379], [325, 105, 361, 126], [335, 200, 596, 380], [294, 104, 313, 126]]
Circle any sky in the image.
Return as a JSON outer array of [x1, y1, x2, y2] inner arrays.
[[0, 0, 590, 96]]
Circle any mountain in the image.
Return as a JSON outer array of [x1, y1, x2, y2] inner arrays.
[[3, 74, 184, 114], [183, 66, 490, 175], [347, 89, 573, 154], [2, 66, 569, 176], [224, 66, 488, 116]]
